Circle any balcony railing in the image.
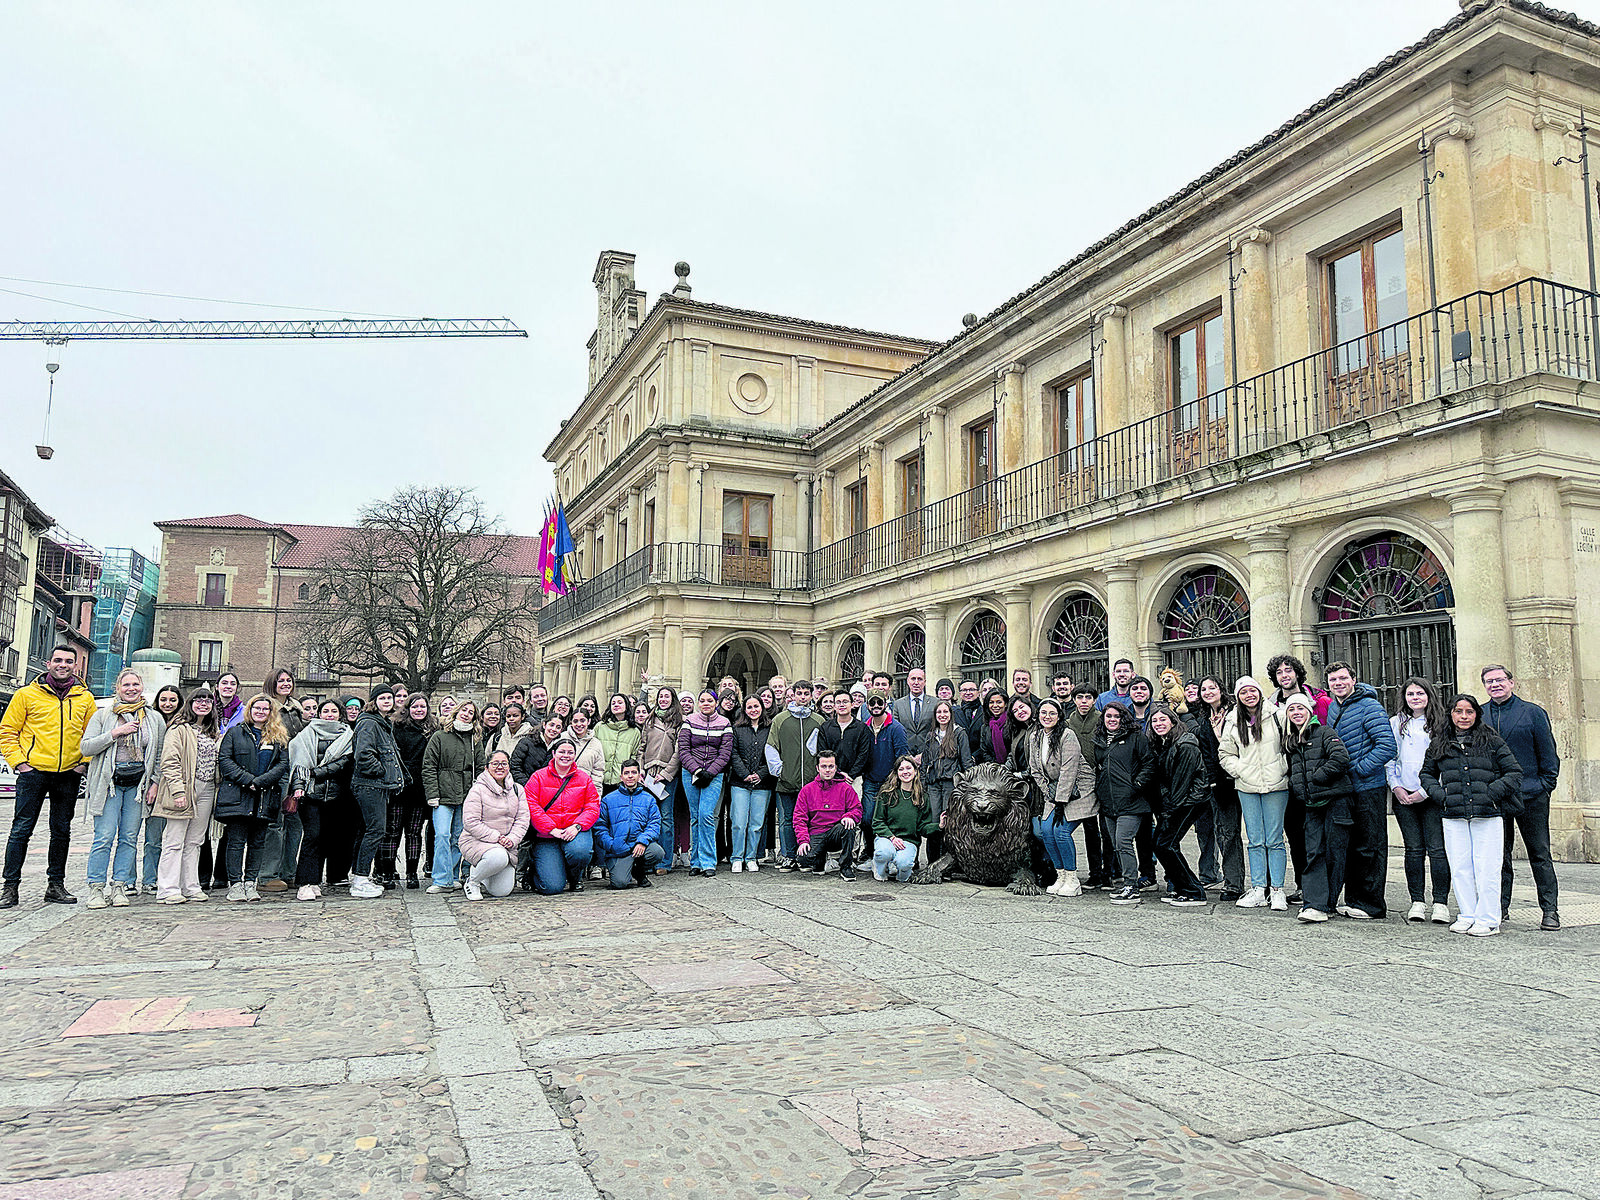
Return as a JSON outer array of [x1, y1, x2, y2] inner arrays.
[[539, 277, 1597, 635], [537, 542, 811, 636]]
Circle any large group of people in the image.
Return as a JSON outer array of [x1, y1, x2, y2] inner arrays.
[[0, 646, 1564, 935]]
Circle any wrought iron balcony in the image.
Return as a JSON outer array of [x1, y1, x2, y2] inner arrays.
[[539, 276, 1597, 636]]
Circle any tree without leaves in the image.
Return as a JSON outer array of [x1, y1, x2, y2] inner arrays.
[[290, 486, 539, 694]]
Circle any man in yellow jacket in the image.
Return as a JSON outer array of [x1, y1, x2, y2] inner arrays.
[[0, 646, 96, 908]]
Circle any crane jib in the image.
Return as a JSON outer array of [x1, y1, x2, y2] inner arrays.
[[0, 318, 528, 340]]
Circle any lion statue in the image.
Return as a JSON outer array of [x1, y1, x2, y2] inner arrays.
[[913, 762, 1043, 896], [1157, 666, 1189, 713]]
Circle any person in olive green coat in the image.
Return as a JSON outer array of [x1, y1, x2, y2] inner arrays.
[[423, 700, 486, 892], [596, 694, 642, 789]]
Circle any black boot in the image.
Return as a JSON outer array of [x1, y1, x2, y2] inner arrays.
[[405, 873, 420, 890], [632, 858, 652, 889], [0, 884, 17, 909], [43, 882, 77, 905]]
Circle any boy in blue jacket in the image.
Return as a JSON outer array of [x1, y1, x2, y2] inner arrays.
[[595, 759, 663, 889]]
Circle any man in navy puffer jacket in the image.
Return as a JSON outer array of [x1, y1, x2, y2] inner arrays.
[[1326, 664, 1397, 919]]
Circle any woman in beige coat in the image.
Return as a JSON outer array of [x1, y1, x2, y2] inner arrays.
[[1217, 675, 1290, 909], [459, 751, 530, 900], [153, 689, 223, 903]]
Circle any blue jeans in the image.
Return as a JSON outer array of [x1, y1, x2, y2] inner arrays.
[[1238, 789, 1289, 889], [729, 785, 773, 862], [682, 769, 725, 871], [872, 836, 917, 881], [1034, 814, 1079, 872], [88, 783, 145, 887], [431, 804, 464, 888], [653, 773, 678, 871], [532, 832, 594, 894], [776, 791, 799, 859], [141, 815, 165, 886]]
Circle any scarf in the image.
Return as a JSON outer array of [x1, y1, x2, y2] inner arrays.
[[786, 702, 812, 719], [112, 698, 147, 719], [43, 672, 77, 698], [454, 718, 474, 733], [219, 694, 242, 724], [989, 715, 1007, 762]]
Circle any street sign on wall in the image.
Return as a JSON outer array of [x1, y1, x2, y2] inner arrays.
[[579, 642, 617, 673]]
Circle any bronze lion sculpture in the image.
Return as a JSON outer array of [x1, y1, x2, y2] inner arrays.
[[913, 762, 1043, 896]]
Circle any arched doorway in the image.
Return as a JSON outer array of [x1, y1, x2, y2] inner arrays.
[[891, 626, 925, 694], [1160, 567, 1251, 685], [958, 610, 1007, 685], [1315, 532, 1455, 711], [705, 637, 781, 697], [1047, 594, 1110, 696], [837, 634, 866, 688]]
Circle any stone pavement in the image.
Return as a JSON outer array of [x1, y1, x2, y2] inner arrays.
[[1, 830, 1598, 1200]]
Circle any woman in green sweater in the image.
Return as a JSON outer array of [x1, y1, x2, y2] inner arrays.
[[871, 756, 937, 882], [596, 693, 642, 790]]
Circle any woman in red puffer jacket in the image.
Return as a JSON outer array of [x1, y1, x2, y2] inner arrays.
[[524, 737, 600, 895]]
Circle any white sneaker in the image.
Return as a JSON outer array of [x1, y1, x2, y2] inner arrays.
[[242, 881, 261, 902], [745, 860, 759, 873], [86, 885, 108, 910], [1450, 916, 1475, 933], [1431, 903, 1452, 925], [1058, 875, 1083, 897], [872, 864, 887, 882], [296, 885, 318, 901], [349, 876, 384, 899], [731, 861, 743, 873], [1407, 901, 1427, 923], [426, 883, 449, 894], [158, 893, 186, 905], [1467, 921, 1500, 937], [463, 880, 484, 901], [109, 882, 130, 908], [1297, 908, 1329, 923], [226, 884, 248, 902], [1235, 888, 1268, 908], [1269, 888, 1288, 912]]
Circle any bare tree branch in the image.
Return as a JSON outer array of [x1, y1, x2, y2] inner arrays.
[[289, 486, 539, 693]]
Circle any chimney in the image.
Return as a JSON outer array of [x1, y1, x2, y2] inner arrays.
[[591, 250, 644, 379]]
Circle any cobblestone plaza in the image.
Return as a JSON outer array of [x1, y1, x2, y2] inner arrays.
[[1, 829, 1597, 1200]]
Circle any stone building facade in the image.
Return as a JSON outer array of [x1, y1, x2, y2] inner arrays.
[[0, 467, 54, 704], [154, 515, 544, 702], [540, 0, 1600, 859]]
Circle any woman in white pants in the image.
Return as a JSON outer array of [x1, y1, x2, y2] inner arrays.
[[1421, 694, 1523, 937], [152, 689, 222, 903], [459, 752, 529, 900]]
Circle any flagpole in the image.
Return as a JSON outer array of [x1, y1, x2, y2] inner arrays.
[[554, 483, 583, 588]]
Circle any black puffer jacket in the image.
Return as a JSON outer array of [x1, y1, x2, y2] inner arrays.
[[1094, 724, 1154, 818], [353, 712, 405, 792], [1421, 728, 1524, 820], [510, 735, 554, 788], [216, 724, 288, 821], [1186, 710, 1236, 807], [1150, 724, 1209, 813], [730, 723, 774, 789], [1284, 721, 1354, 810]]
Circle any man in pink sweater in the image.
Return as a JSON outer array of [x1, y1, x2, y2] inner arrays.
[[792, 750, 863, 881]]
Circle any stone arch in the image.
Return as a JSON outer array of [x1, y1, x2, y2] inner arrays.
[[888, 622, 926, 693], [699, 631, 792, 697], [1040, 589, 1112, 696], [1030, 579, 1110, 662], [1143, 550, 1253, 648], [836, 633, 866, 686], [1292, 514, 1454, 631], [954, 605, 1007, 684], [1153, 559, 1253, 687]]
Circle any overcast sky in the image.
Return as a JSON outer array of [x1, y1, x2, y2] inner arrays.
[[2, 0, 1509, 556]]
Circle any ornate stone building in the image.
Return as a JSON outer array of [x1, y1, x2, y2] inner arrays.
[[541, 0, 1600, 859]]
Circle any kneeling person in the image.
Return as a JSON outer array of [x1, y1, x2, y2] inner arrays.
[[596, 759, 664, 888], [460, 752, 529, 900], [793, 750, 862, 881]]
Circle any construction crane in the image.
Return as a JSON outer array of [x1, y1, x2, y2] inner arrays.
[[0, 315, 528, 457]]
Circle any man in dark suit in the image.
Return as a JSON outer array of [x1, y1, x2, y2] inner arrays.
[[890, 668, 934, 760]]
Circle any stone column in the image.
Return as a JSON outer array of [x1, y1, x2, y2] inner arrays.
[[688, 461, 708, 546], [1231, 229, 1275, 453], [789, 631, 813, 682], [818, 470, 835, 545], [626, 488, 643, 556], [1448, 485, 1513, 676], [866, 442, 885, 525], [793, 473, 811, 552], [662, 623, 683, 689], [863, 619, 885, 677], [681, 628, 704, 695], [1003, 589, 1032, 682], [921, 605, 949, 689], [814, 628, 834, 686], [665, 454, 690, 543], [998, 361, 1027, 474], [1246, 530, 1292, 678], [924, 405, 948, 502], [602, 505, 619, 571], [1104, 565, 1141, 674], [1096, 306, 1130, 433], [1431, 121, 1480, 302]]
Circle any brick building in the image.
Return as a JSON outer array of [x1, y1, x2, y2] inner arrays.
[[154, 514, 545, 702]]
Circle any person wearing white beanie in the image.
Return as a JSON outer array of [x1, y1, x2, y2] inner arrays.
[[1217, 676, 1289, 911]]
